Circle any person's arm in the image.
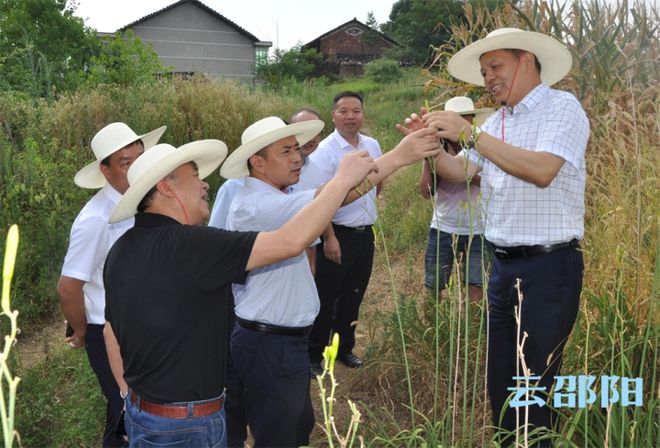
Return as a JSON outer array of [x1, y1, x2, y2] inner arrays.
[[469, 132, 563, 187], [419, 159, 437, 199], [322, 223, 341, 265], [339, 127, 440, 205], [424, 111, 563, 187], [103, 322, 128, 396], [304, 246, 316, 275], [57, 276, 87, 348], [245, 150, 376, 271]]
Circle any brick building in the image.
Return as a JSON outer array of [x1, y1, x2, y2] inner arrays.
[[303, 18, 398, 77]]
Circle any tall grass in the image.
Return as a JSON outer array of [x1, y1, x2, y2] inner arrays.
[[354, 0, 658, 446], [2, 0, 657, 445]]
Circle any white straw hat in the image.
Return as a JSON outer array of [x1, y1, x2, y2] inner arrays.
[[220, 117, 324, 179], [447, 27, 572, 87], [110, 140, 227, 223], [75, 122, 167, 189], [444, 96, 494, 126]]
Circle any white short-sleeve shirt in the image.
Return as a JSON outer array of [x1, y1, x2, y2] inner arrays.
[[465, 83, 590, 246], [431, 179, 484, 235], [208, 177, 246, 229], [227, 177, 318, 327], [300, 129, 382, 227], [60, 184, 133, 324]]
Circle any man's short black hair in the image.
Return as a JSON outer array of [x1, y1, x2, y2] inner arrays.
[[333, 91, 363, 109], [137, 185, 158, 213], [100, 139, 145, 167]]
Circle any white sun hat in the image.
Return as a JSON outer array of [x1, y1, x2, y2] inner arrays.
[[447, 27, 573, 87], [220, 116, 324, 179], [444, 96, 495, 126], [110, 140, 227, 223], [74, 122, 167, 189]]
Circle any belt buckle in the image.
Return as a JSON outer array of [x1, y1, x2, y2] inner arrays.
[[354, 226, 366, 233], [493, 247, 511, 261]]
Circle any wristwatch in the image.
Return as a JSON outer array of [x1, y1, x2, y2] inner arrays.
[[467, 126, 481, 148]]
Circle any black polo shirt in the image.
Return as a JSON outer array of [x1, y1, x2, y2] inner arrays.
[[104, 212, 257, 404]]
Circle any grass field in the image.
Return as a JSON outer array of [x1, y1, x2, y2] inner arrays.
[[2, 0, 658, 446]]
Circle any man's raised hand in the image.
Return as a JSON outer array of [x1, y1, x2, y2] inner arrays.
[[335, 150, 378, 189]]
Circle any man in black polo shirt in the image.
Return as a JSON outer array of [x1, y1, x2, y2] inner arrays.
[[103, 139, 377, 447]]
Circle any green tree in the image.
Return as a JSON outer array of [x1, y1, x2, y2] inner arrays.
[[381, 0, 512, 66], [0, 0, 98, 97], [84, 30, 165, 87], [257, 46, 323, 87]]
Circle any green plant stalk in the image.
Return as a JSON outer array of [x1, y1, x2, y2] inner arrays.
[[424, 98, 443, 427], [1, 224, 20, 448], [584, 307, 591, 444], [347, 400, 361, 448], [642, 220, 660, 444], [468, 261, 487, 448], [460, 123, 475, 442], [373, 222, 416, 426], [319, 333, 340, 448]]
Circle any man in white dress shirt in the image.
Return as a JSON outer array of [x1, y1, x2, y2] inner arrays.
[[220, 116, 440, 447], [418, 28, 589, 445], [300, 91, 382, 373], [57, 122, 165, 447]]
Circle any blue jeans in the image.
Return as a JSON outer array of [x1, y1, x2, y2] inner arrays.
[[424, 228, 487, 291], [124, 393, 226, 447]]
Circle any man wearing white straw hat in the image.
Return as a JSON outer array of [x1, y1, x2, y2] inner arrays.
[[417, 96, 493, 302], [414, 28, 589, 443], [57, 122, 166, 447], [101, 135, 387, 447], [219, 116, 440, 447], [208, 108, 324, 448]]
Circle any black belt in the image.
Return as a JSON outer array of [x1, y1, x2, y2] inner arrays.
[[333, 224, 372, 233], [491, 239, 580, 261], [237, 317, 312, 336]]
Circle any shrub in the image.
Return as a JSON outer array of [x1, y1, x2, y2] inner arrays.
[[364, 59, 403, 84]]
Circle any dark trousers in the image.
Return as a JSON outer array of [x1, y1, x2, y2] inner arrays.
[[231, 325, 314, 448], [85, 324, 125, 447], [225, 294, 248, 448], [309, 224, 375, 363], [487, 246, 583, 446]]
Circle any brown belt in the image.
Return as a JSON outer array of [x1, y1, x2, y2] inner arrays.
[[129, 391, 224, 419]]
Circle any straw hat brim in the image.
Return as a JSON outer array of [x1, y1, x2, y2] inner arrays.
[[456, 107, 496, 126], [447, 30, 572, 87], [110, 139, 227, 223], [74, 125, 167, 189], [220, 120, 324, 179]]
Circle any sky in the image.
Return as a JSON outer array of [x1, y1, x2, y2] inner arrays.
[[73, 0, 398, 50]]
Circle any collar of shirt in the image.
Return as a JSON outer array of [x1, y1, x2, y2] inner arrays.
[[135, 212, 181, 228], [245, 176, 288, 194], [102, 183, 123, 205], [508, 83, 549, 115], [331, 129, 364, 151]]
